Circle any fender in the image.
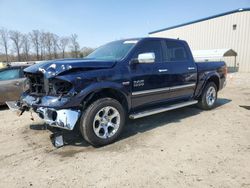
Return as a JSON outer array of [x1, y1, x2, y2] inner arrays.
[[62, 81, 131, 110], [195, 71, 220, 98]]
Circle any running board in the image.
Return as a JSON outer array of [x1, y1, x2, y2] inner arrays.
[[129, 100, 198, 119]]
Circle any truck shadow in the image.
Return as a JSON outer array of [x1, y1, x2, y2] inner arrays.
[[29, 98, 231, 148], [121, 98, 231, 141], [0, 105, 8, 111]]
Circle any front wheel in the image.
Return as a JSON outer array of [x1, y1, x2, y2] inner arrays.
[[80, 98, 126, 147], [198, 82, 218, 110]]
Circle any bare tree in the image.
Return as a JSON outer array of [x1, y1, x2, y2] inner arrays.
[[0, 28, 86, 61], [0, 28, 10, 62], [44, 32, 53, 59], [52, 34, 59, 59], [30, 30, 40, 60], [39, 31, 46, 60], [70, 34, 80, 58], [9, 30, 23, 61], [22, 34, 30, 61], [59, 37, 69, 58]]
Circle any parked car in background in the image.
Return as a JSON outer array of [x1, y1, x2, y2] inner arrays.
[[0, 65, 29, 105]]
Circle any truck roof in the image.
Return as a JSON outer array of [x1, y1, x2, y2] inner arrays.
[[118, 37, 187, 43]]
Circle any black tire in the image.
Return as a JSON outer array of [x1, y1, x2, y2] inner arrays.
[[197, 82, 218, 110], [80, 98, 126, 147]]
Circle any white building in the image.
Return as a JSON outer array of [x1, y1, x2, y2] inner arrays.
[[149, 8, 250, 72]]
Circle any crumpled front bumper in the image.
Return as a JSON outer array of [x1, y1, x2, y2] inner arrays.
[[36, 107, 81, 130], [7, 92, 82, 131]]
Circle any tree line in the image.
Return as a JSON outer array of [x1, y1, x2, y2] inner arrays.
[[0, 27, 94, 62]]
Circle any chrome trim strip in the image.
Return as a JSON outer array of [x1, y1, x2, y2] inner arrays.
[[129, 100, 198, 119], [158, 69, 168, 72], [132, 87, 170, 96], [132, 83, 195, 96], [169, 83, 195, 91], [188, 67, 196, 70]]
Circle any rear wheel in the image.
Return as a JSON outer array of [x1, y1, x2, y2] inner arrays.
[[80, 98, 125, 147], [198, 82, 218, 110]]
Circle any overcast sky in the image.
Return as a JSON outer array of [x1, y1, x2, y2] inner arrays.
[[0, 0, 249, 47]]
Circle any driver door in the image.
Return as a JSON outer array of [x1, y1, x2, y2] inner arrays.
[[130, 39, 172, 110]]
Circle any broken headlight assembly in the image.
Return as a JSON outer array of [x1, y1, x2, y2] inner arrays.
[[48, 79, 73, 95], [24, 73, 75, 97]]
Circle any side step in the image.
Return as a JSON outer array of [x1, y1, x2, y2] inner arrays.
[[129, 100, 198, 119]]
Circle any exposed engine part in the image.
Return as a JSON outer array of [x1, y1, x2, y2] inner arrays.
[[26, 74, 72, 96]]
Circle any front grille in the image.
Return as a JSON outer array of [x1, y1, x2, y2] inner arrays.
[[27, 74, 46, 95]]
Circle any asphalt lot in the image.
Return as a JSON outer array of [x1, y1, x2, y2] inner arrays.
[[0, 73, 249, 188]]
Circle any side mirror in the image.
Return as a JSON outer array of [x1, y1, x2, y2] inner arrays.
[[138, 52, 155, 63], [129, 52, 156, 65]]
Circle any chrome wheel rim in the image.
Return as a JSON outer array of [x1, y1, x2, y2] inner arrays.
[[206, 86, 216, 106], [93, 106, 120, 139]]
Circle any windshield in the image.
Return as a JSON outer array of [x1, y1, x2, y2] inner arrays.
[[86, 40, 138, 61]]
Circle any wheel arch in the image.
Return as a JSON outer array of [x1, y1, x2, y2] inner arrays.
[[206, 75, 220, 91], [82, 87, 130, 112], [196, 72, 220, 99]]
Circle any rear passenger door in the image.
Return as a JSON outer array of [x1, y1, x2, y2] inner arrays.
[[162, 39, 197, 99]]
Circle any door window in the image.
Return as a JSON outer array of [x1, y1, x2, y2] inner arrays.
[[0, 69, 20, 81], [133, 40, 163, 62], [164, 41, 189, 62]]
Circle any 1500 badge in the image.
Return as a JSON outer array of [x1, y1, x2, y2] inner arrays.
[[133, 80, 144, 87]]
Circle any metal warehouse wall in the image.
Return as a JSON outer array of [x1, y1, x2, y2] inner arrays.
[[149, 11, 250, 72]]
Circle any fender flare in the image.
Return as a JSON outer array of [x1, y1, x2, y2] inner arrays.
[[196, 71, 220, 98]]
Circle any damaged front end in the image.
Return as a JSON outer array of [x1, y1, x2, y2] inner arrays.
[[7, 61, 85, 131], [7, 59, 115, 131]]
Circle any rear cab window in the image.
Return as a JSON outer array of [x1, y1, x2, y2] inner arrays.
[[163, 40, 190, 62]]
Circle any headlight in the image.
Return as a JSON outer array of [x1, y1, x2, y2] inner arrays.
[[51, 79, 72, 95]]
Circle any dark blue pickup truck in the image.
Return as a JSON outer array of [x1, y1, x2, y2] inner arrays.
[[8, 37, 227, 146]]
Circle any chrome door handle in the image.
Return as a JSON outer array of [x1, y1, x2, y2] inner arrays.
[[158, 69, 168, 72], [188, 67, 195, 70]]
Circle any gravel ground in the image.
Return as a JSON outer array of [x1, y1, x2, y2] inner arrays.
[[0, 73, 249, 188]]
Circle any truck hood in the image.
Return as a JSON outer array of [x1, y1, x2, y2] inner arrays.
[[24, 58, 116, 78]]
